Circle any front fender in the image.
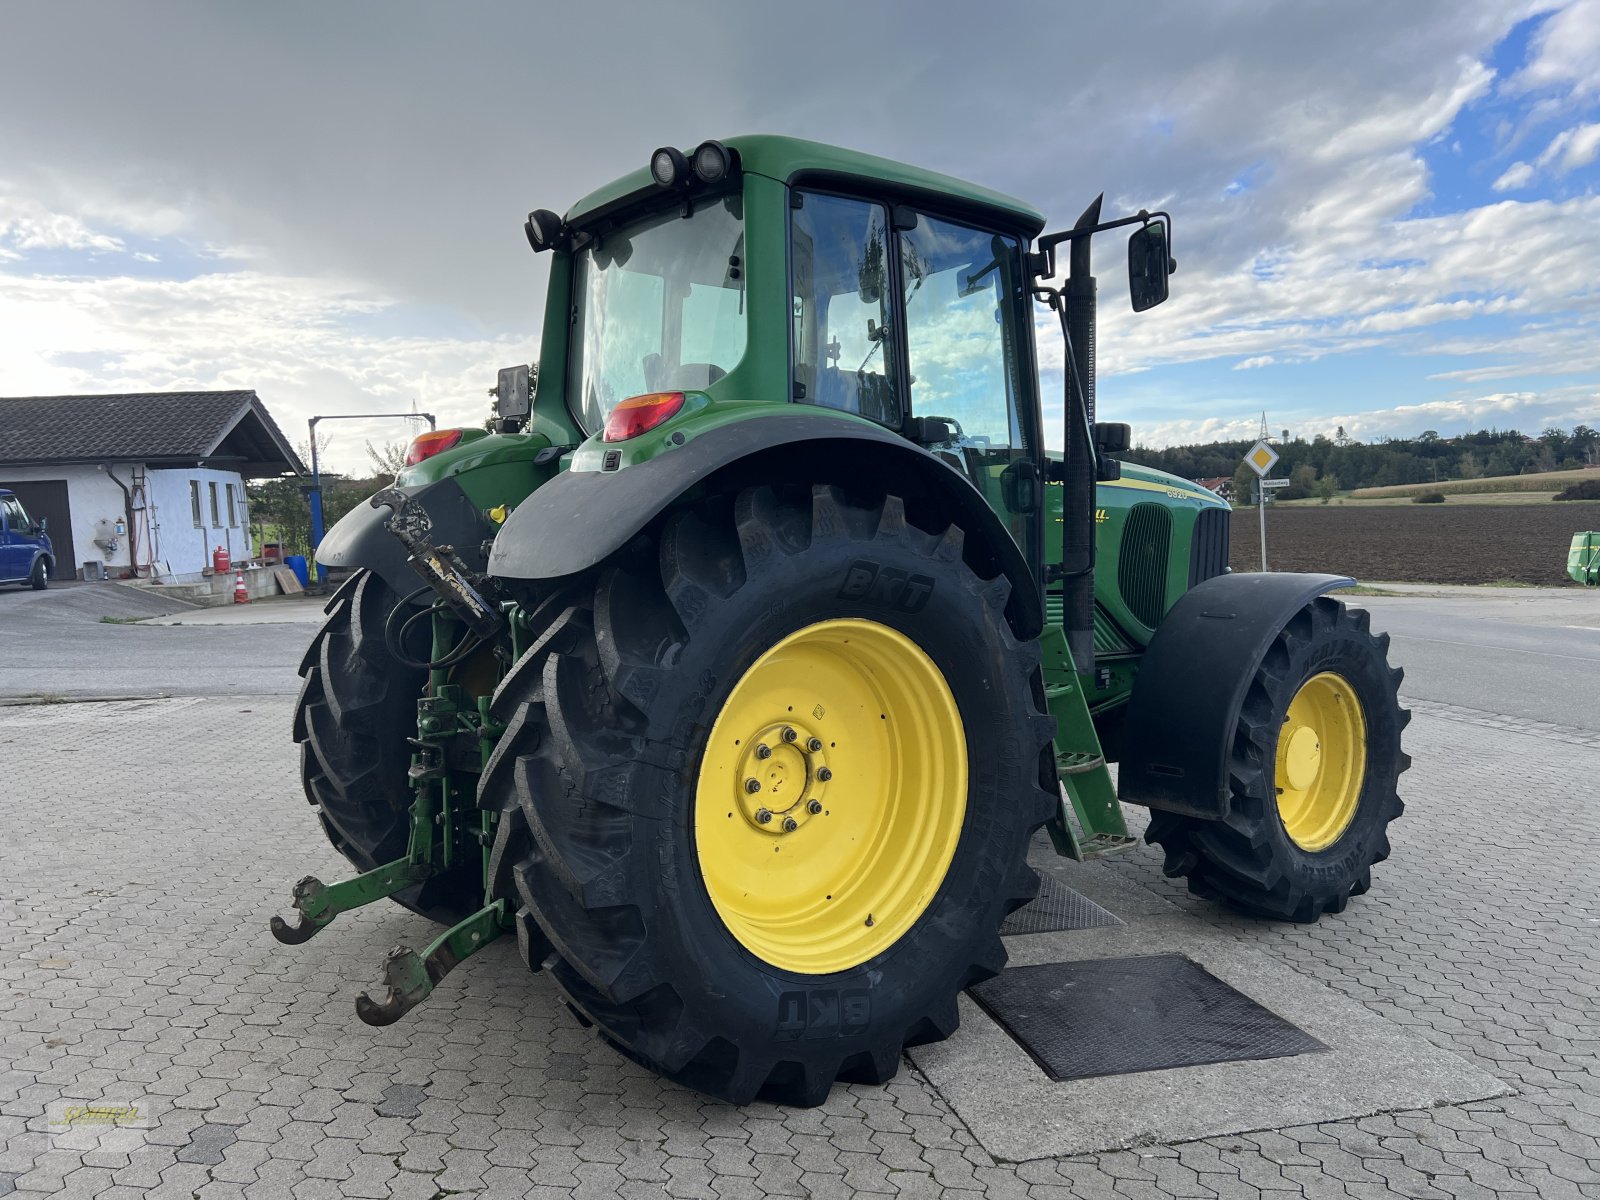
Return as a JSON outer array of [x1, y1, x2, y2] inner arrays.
[[316, 476, 490, 599], [1117, 571, 1355, 819], [488, 412, 1044, 638]]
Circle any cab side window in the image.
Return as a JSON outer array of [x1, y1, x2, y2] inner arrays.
[[790, 193, 901, 427], [1, 496, 27, 532], [898, 216, 1036, 550]]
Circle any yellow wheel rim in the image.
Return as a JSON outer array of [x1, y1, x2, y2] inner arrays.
[[693, 618, 967, 974], [1274, 671, 1367, 852]]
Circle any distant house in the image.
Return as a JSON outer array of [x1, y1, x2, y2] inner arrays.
[[1196, 476, 1234, 500], [0, 391, 304, 581]]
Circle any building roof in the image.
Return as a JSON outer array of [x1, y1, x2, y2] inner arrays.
[[0, 391, 305, 477]]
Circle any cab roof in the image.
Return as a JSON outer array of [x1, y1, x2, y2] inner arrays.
[[565, 134, 1046, 237]]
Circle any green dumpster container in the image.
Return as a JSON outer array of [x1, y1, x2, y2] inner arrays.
[[1570, 532, 1600, 586]]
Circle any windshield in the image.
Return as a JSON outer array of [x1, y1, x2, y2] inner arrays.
[[568, 194, 747, 434]]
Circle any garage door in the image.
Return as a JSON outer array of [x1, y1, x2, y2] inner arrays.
[[0, 479, 75, 578]]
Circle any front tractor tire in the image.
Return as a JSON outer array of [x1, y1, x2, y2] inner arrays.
[[292, 570, 479, 924], [1145, 596, 1409, 922], [483, 485, 1055, 1106]]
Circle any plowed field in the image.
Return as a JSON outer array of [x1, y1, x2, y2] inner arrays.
[[1229, 502, 1600, 585]]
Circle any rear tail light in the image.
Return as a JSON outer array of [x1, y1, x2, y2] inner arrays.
[[404, 429, 463, 465], [603, 392, 686, 442]]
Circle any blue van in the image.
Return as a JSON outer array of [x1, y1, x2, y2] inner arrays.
[[0, 489, 55, 589]]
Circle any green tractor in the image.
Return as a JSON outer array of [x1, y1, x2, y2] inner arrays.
[[279, 136, 1408, 1106]]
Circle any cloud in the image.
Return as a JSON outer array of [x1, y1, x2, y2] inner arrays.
[[1506, 0, 1600, 97], [0, 193, 124, 253], [1492, 161, 1535, 190], [0, 265, 526, 470], [1536, 119, 1600, 171]]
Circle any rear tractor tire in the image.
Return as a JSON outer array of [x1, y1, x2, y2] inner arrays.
[[1145, 596, 1408, 922], [292, 570, 481, 924], [482, 484, 1055, 1106]]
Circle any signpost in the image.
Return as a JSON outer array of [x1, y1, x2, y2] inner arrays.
[[1244, 439, 1282, 572]]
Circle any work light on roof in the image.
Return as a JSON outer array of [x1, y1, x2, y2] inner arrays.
[[692, 140, 731, 183], [650, 146, 688, 189], [524, 209, 564, 253]]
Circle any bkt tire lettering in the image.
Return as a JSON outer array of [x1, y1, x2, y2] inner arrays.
[[838, 560, 934, 613]]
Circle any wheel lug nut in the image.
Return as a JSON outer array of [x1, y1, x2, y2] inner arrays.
[[806, 737, 823, 753], [756, 808, 773, 824], [782, 817, 798, 832], [816, 767, 833, 782], [807, 799, 822, 815], [781, 727, 798, 743], [744, 778, 762, 794], [755, 744, 772, 760]]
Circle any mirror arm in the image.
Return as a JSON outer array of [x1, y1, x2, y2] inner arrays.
[[1032, 209, 1173, 279]]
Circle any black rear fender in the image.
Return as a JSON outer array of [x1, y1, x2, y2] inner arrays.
[[314, 476, 490, 599], [487, 414, 1044, 638], [1117, 572, 1355, 819]]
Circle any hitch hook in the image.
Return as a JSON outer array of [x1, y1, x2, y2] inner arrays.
[[355, 900, 507, 1025], [269, 860, 432, 946]]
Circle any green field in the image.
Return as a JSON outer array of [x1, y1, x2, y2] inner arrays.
[[1347, 467, 1597, 500]]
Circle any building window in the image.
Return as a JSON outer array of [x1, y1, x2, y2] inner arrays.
[[209, 482, 221, 527], [226, 484, 238, 528], [190, 481, 203, 528]]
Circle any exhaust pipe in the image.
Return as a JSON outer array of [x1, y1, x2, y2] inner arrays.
[[1062, 196, 1101, 673]]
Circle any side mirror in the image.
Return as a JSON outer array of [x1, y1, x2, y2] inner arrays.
[[1093, 422, 1132, 454], [1127, 222, 1172, 312], [33, 518, 47, 535], [495, 365, 532, 423]]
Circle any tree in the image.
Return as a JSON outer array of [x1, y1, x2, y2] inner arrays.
[[1231, 461, 1257, 505], [1314, 472, 1340, 503], [1283, 462, 1317, 500], [1572, 425, 1599, 465], [366, 439, 408, 479]]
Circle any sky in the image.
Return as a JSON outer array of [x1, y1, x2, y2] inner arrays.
[[2, 0, 1598, 471]]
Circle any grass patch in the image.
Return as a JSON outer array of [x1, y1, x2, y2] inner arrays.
[[1350, 468, 1597, 500], [1331, 585, 1412, 597]]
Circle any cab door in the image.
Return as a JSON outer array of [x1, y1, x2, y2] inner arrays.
[[896, 214, 1042, 568]]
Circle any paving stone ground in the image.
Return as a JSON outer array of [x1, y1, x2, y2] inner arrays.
[[2, 693, 1596, 1198]]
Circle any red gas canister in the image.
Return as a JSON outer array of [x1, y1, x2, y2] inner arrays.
[[213, 545, 231, 575]]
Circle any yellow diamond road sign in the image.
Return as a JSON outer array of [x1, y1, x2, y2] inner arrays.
[[1245, 440, 1280, 476]]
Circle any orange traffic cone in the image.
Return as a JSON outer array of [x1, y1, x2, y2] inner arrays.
[[233, 571, 250, 604]]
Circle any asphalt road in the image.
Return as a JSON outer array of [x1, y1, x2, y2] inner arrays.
[[1352, 586, 1600, 732], [4, 579, 1596, 732], [0, 580, 315, 701]]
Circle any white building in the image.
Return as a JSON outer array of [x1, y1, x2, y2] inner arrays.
[[0, 391, 304, 581]]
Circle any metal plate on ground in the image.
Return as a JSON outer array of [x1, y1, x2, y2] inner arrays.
[[970, 953, 1325, 1081], [1001, 873, 1121, 936]]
